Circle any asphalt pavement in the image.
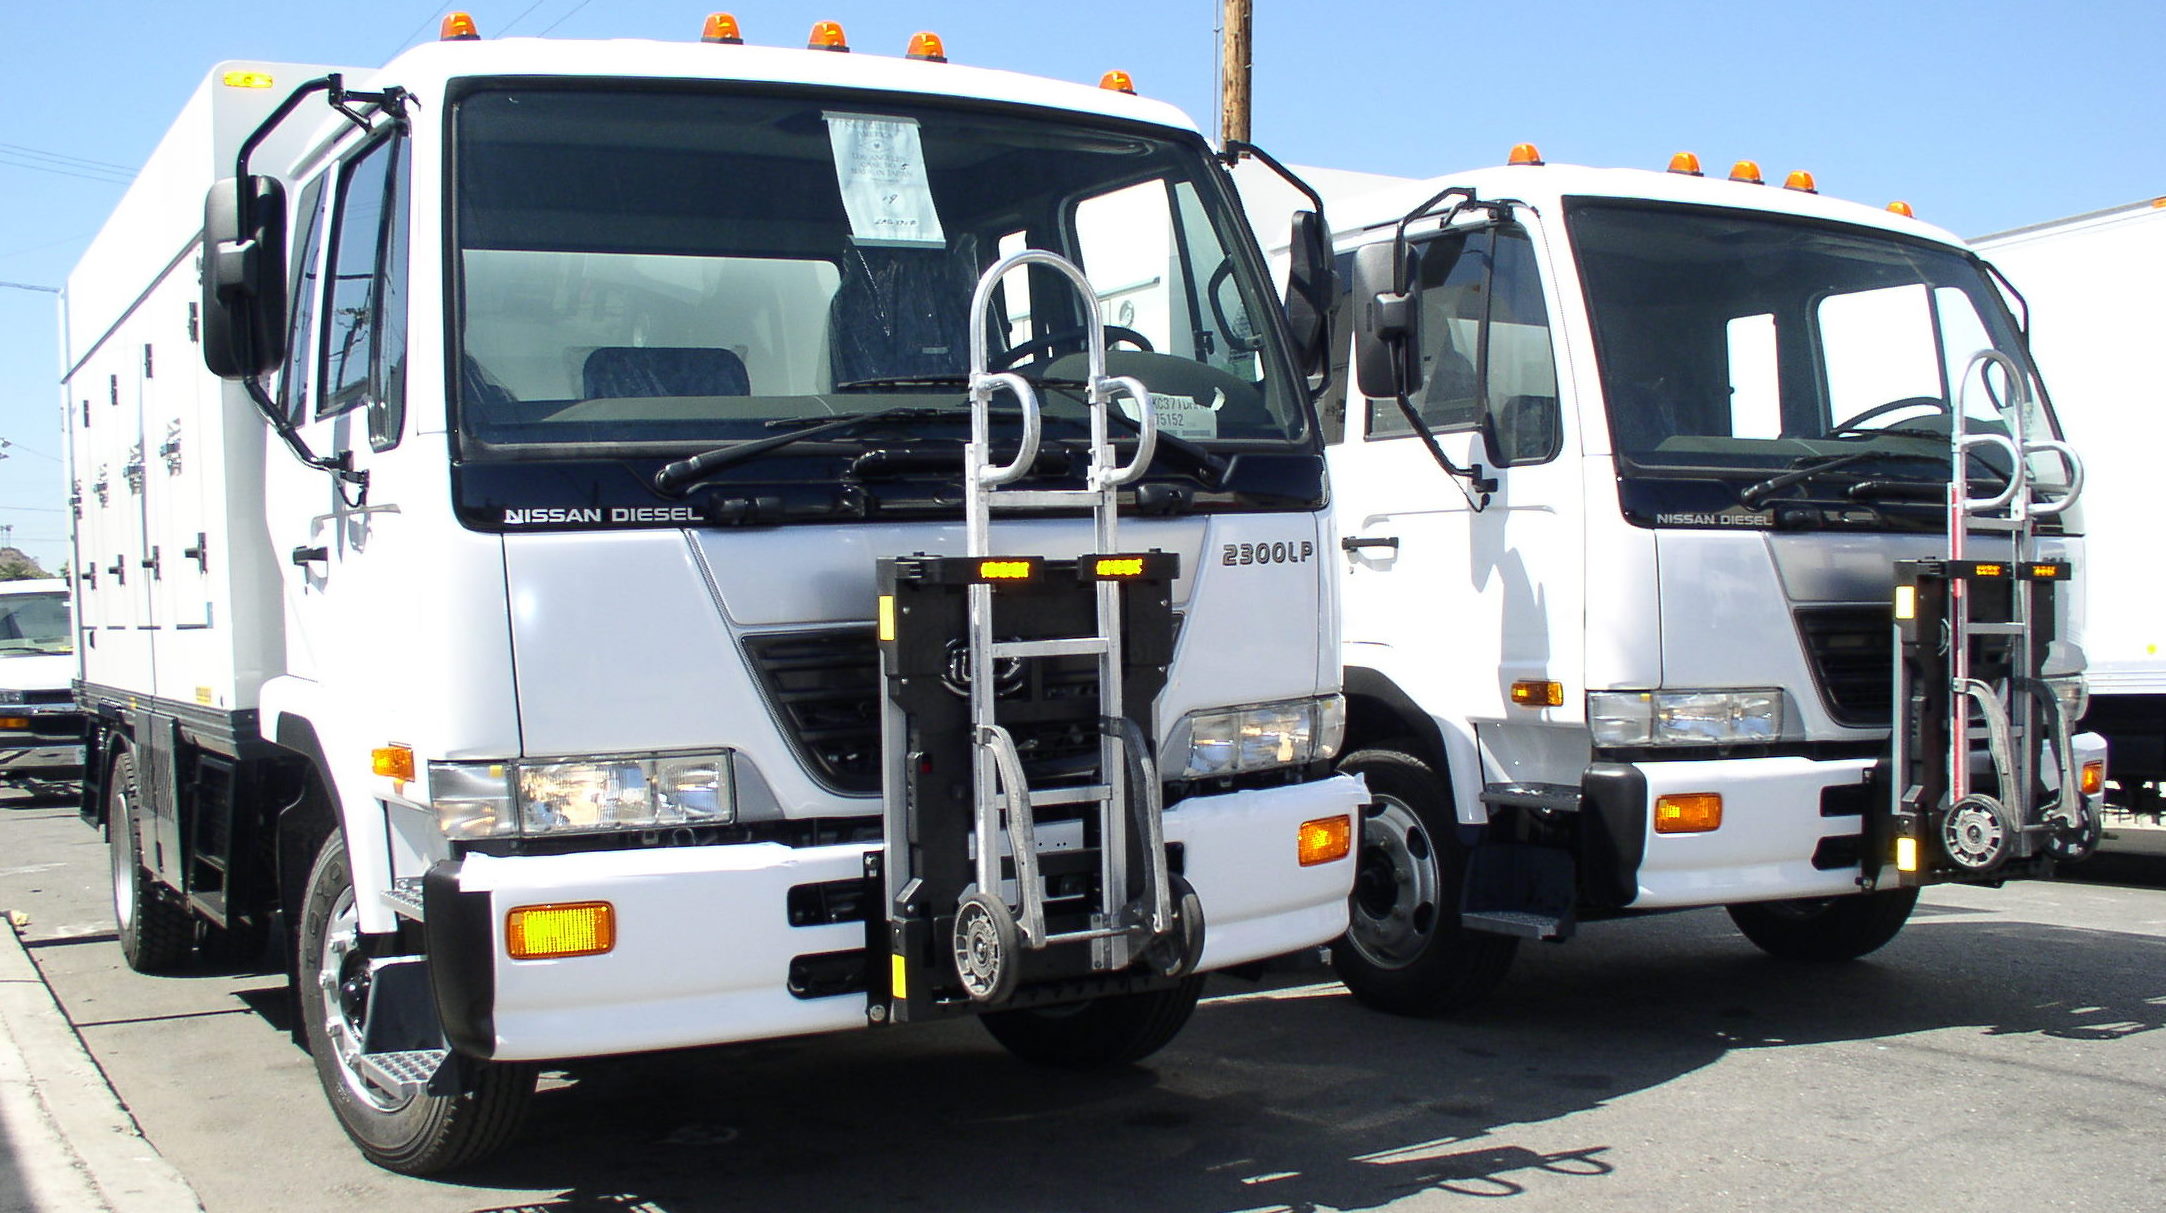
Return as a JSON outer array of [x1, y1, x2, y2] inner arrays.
[[2, 784, 2163, 1212]]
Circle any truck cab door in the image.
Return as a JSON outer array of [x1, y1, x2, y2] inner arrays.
[[1330, 219, 1583, 807], [267, 133, 410, 684]]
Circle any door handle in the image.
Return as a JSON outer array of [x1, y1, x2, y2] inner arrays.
[[1340, 536, 1400, 553], [290, 545, 329, 567]]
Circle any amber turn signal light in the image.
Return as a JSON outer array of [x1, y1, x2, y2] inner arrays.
[[1298, 815, 1352, 866]]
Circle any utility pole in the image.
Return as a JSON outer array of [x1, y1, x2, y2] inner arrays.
[[1219, 0, 1251, 151]]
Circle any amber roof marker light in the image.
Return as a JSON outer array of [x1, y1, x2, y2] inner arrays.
[[1508, 142, 1544, 166], [1099, 69, 1136, 94], [807, 20, 850, 51], [906, 32, 948, 61], [1784, 170, 1818, 193], [701, 13, 743, 44], [440, 12, 480, 40], [1667, 151, 1704, 176], [1729, 160, 1764, 184]]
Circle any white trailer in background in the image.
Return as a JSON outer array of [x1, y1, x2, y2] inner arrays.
[[61, 14, 1361, 1173], [1975, 200, 2166, 814], [1257, 150, 2109, 1015]]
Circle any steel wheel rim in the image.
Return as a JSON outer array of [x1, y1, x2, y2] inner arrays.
[[317, 885, 412, 1113], [1345, 792, 1442, 969], [107, 773, 134, 940]]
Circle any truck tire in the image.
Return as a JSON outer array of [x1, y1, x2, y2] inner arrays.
[[979, 977, 1205, 1069], [108, 751, 194, 974], [1331, 744, 1518, 1016], [1726, 887, 1919, 962], [298, 832, 535, 1174]]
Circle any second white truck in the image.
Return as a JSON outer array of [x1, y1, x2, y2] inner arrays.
[[1282, 149, 2108, 1012]]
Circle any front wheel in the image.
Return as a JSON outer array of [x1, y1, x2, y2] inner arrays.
[[979, 977, 1205, 1069], [298, 832, 536, 1174], [1726, 887, 1920, 962], [1330, 745, 1517, 1016]]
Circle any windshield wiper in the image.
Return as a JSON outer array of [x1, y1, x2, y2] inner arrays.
[[1738, 450, 1994, 508], [831, 374, 975, 391], [655, 405, 967, 494]]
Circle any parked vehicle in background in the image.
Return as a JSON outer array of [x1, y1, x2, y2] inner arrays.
[[1974, 199, 2166, 818], [1256, 148, 2108, 1015], [0, 578, 84, 793], [61, 12, 1360, 1173]]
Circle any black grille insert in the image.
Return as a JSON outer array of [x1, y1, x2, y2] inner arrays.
[[744, 628, 883, 794], [1794, 606, 1892, 727]]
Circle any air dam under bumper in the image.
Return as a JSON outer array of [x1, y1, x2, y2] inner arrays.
[[433, 774, 1365, 1062]]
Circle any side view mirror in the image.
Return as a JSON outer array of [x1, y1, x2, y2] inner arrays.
[[1350, 240, 1419, 399], [201, 176, 289, 380], [1283, 210, 1333, 376]]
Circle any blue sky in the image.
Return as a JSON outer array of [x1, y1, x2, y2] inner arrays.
[[2, 0, 2161, 571]]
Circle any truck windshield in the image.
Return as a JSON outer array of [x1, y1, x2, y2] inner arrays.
[[0, 591, 71, 656], [450, 85, 1304, 460], [1568, 200, 2067, 502]]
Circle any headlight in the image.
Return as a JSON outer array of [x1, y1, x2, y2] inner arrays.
[[1168, 694, 1345, 778], [0, 690, 23, 706], [1588, 690, 1784, 747], [431, 752, 734, 840]]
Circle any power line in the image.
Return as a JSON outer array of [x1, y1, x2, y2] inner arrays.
[[0, 143, 134, 174], [384, 1, 456, 58], [0, 154, 133, 186], [538, 0, 599, 37], [498, 0, 554, 38]]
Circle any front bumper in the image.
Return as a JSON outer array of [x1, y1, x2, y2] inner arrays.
[[0, 708, 86, 779], [430, 774, 1364, 1062], [1607, 732, 2110, 910]]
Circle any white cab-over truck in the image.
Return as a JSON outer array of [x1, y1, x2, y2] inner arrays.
[[1974, 199, 2166, 815], [0, 578, 84, 791], [62, 16, 1362, 1172], [1267, 150, 2108, 1013]]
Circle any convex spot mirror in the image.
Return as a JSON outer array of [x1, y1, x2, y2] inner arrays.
[[1351, 240, 1419, 400], [1283, 209, 1333, 376], [201, 175, 288, 380]]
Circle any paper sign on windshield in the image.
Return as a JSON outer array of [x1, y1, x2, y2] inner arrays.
[[1118, 390, 1222, 441], [824, 112, 946, 247]]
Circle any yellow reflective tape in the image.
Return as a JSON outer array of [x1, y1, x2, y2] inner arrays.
[[1894, 585, 1916, 621], [877, 594, 896, 642], [1895, 836, 1919, 873], [890, 952, 909, 999]]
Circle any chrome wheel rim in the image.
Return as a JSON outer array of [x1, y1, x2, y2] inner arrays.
[[317, 885, 412, 1113], [107, 773, 134, 940], [1345, 793, 1442, 969]]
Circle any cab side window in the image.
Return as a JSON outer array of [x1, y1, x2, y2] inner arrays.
[[317, 136, 410, 449], [1366, 226, 1560, 464]]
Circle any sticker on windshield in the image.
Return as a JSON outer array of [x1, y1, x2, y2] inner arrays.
[[823, 112, 945, 247], [1118, 390, 1222, 441]]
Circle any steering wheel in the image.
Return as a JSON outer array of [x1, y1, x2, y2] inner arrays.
[[1827, 395, 1949, 437], [991, 325, 1153, 371]]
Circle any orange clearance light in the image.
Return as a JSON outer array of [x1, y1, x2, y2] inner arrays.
[[978, 559, 1033, 581], [1729, 160, 1764, 184], [0, 717, 27, 731], [506, 902, 616, 959], [701, 12, 743, 43], [1094, 556, 1145, 578], [1667, 151, 1703, 176], [1654, 793, 1723, 834], [906, 31, 947, 61], [1510, 680, 1564, 708], [440, 12, 480, 40], [1508, 142, 1544, 166], [1099, 69, 1136, 94], [222, 70, 276, 89], [371, 744, 416, 782], [1785, 170, 1818, 193], [1887, 200, 1916, 218], [2081, 760, 2106, 796], [807, 20, 850, 51], [1298, 815, 1352, 866]]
